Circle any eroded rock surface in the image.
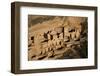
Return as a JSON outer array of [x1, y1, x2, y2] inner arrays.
[[28, 15, 88, 61]]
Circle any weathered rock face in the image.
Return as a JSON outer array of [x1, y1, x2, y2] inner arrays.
[[28, 15, 88, 61]]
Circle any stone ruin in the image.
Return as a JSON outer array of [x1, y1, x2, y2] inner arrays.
[[28, 16, 88, 60]]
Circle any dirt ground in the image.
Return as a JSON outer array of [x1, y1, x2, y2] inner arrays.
[[28, 15, 88, 61]]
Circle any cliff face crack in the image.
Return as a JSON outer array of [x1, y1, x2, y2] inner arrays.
[[28, 16, 88, 61]]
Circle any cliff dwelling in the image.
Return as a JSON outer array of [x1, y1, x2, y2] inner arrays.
[[28, 15, 88, 61]]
